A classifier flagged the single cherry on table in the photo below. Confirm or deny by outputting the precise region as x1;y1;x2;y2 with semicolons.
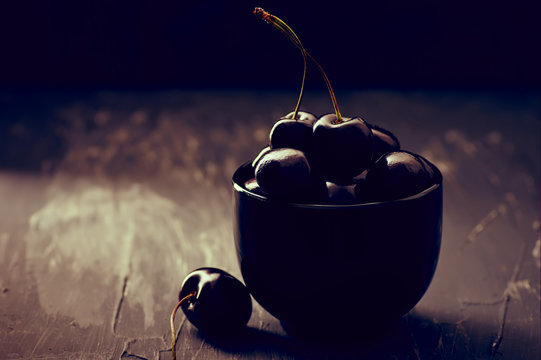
170;268;252;360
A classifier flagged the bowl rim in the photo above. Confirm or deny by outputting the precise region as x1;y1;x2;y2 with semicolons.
233;160;442;210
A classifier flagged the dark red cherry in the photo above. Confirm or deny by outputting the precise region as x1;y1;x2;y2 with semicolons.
269;111;317;155
370;124;400;161
255;148;312;201
358;151;436;202
313;114;373;184
178;267;252;334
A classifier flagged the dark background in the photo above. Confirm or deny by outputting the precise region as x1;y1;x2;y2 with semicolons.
1;0;540;90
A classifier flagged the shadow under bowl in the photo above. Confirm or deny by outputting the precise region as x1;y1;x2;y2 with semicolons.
233;162;442;337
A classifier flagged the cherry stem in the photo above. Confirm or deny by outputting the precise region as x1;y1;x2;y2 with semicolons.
296;50;307;120
254;7;306;120
170;291;196;360
254;7;343;123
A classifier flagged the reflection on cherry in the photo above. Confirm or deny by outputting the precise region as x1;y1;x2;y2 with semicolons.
313;114;373;184
255;148;312;201
370;124;400;161
170;268;252;359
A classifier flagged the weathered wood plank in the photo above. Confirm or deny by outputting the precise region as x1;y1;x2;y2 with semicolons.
0;90;538;359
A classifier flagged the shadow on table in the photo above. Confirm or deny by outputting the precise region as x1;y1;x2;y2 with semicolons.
199;312;445;359
198;308;540;359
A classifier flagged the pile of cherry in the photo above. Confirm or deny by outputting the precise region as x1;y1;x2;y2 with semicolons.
245;110;436;205
172;114;437;340
168;8;437;359
170;118;437;358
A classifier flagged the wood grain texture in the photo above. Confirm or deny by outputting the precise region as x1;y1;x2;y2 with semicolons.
0;90;539;359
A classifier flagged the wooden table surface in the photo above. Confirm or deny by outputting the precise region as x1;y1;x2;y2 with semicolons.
0;89;539;360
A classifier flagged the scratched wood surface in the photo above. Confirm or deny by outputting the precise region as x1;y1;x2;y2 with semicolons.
0;90;539;360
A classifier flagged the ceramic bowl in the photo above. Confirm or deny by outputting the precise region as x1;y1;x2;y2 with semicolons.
232;160;442;336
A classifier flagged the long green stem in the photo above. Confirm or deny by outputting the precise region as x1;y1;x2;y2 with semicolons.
254;7;343;123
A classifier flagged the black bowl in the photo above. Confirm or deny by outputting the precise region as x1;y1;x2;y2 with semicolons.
232;161;442;336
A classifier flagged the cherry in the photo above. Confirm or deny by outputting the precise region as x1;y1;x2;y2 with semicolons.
313;114;373;183
252;146;272;168
171;267;252;360
244;177;265;196
357;151;436;202
170;268;252;360
269;111;317;155
370;124;400;161
178;267;252;333
255;148;312;200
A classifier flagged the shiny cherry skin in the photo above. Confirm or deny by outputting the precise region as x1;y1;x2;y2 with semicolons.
252;146;272;168
179;267;252;334
255;148;312;201
313;114;373;184
244;177;265;196
269;111;317;155
370;124;400;161
357;151;436;202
